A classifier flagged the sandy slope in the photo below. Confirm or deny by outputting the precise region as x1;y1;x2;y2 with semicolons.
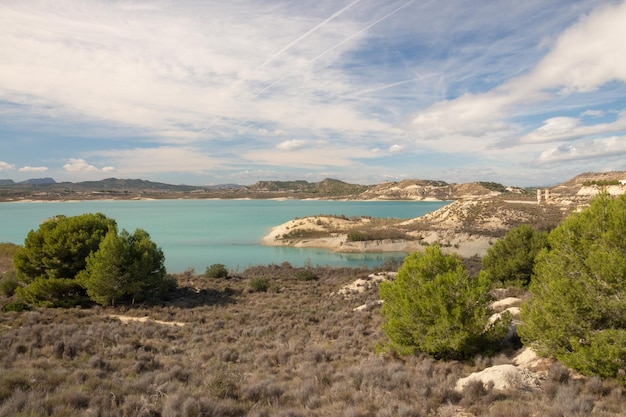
261;210;494;258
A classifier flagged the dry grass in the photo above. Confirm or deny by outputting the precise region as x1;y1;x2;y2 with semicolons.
1;263;625;416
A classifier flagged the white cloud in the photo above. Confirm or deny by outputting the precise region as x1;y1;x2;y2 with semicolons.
64;158;98;172
92;147;226;175
536;135;626;163
520;111;626;144
411;1;626;143
244;143;378;169
0;0;383;142
0;161;15;171
520;117;582;143
276;139;308;151
19;166;48;172
581;109;604;118
528;2;626;94
0;1;622;186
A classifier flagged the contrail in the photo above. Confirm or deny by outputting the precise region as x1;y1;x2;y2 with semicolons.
253;0;363;73
253;0;422;98
346;77;427;98
202;0;363;132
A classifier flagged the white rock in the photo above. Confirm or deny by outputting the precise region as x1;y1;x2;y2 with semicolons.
490;297;521;312
455;364;541;392
513;347;553;372
487;307;520;325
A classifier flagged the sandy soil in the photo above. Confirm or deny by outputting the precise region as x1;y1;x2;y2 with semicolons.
109;314;186;327
261;214;493;258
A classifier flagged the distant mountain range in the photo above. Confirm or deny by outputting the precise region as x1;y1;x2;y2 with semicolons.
0;177;57;186
1;172;625;202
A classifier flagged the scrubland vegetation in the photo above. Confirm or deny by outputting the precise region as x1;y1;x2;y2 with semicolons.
0;192;625;416
1;262;624;417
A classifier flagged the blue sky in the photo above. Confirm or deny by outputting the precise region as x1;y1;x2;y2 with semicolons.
1;0;625;186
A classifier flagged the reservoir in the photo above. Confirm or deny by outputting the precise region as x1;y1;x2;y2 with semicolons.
0;199;448;272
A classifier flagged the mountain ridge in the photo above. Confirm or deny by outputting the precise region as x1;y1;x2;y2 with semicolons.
1;171;624;202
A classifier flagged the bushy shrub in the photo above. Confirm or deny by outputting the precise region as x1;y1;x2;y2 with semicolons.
2;300;30;312
379;245;508;360
479;224;548;287
296;269;318;281
0;242;19;273
77;229;170;306
520;192;626;382
0;271;19;297
16;277;89;307
13;213;116;282
205;263;229;279
347;228;410;242
12;213;172;307
249;278;270;292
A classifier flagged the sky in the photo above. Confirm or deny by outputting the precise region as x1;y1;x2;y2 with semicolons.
1;0;626;187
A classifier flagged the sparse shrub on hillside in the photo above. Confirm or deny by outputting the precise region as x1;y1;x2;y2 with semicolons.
347;227;411;242
205;263;229;279
2;300;30;312
379;245;509;360
249;277;270;292
280;228;329;239
0;271;19;297
0;242;19;274
478;181;507;193
520;192;626;383
583;179;621;186
296;269;318;281
480;224;548;287
0;262;624;416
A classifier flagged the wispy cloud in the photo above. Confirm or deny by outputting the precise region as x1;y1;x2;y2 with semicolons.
91;147;228;176
19;166;48;173
519;111;626;144
63;158;100;173
411;1;626;147
0;161;15;171
277;140;308;151
537;136;626;163
0;0;623;185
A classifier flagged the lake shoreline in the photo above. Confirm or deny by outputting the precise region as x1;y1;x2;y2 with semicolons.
1;199;448;272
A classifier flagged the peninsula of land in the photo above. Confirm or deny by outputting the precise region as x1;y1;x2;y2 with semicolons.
260;171;626;258
3;172;625;259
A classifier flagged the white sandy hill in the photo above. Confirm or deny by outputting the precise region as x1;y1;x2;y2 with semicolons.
261;214;470;255
260;201;507;257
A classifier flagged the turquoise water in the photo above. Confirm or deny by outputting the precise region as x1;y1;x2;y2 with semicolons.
0;199;448;272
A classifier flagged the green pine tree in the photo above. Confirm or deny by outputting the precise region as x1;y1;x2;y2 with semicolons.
519;192;626;381
480;224;548;287
379;245;508;360
77;229;171;306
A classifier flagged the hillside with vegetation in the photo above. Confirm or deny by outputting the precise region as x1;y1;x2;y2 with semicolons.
4;171;623;202
1;172;626;416
262;171;625;259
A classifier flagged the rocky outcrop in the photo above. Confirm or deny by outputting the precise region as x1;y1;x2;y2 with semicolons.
455;364;542;392
261;197;571;257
